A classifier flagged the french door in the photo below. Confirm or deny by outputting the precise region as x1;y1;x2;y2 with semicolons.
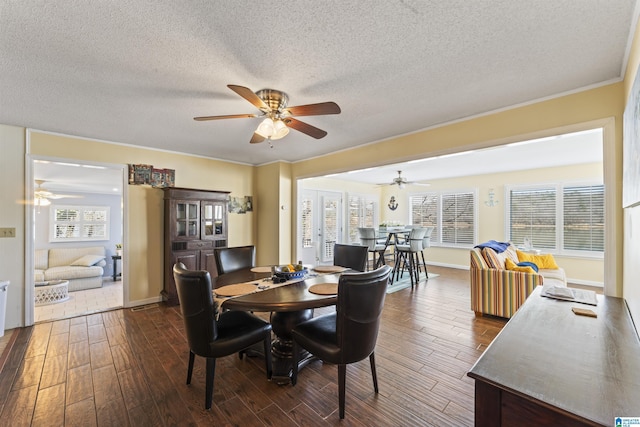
298;190;342;266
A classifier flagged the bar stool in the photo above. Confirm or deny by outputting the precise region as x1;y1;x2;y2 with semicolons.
392;227;428;288
358;227;389;270
415;227;434;279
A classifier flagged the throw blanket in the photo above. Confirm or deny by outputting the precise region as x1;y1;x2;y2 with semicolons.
474;240;510;253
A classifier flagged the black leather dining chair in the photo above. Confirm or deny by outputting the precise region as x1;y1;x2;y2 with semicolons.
214;245;256;275
333;243;368;272
291;265;391;419
173;262;272;409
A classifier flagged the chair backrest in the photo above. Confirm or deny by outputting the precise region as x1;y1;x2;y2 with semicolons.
421;226;435;249
357;227;378;250
173;263;217;356
405;227;428;251
333;243;368;272
336;265;391;364
214;245;256;275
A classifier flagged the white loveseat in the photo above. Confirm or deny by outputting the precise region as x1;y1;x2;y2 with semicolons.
35;246;106;292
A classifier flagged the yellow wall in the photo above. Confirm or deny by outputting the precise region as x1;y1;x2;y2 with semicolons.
28;132;255;303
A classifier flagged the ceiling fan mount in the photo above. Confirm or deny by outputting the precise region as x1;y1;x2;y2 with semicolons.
382;171;430;188
194;85;340;145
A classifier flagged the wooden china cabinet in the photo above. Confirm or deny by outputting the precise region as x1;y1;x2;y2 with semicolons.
163;187;229;305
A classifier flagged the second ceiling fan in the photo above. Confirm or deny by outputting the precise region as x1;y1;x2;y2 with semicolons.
384;171;431;189
194;85;341;145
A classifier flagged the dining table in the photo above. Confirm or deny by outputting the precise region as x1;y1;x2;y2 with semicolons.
213;267;343;384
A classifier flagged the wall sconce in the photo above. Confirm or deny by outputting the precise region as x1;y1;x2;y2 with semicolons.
388;196;398;211
484;188;499;207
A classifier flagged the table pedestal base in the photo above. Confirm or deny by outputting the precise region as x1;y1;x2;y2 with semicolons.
269;309;315;385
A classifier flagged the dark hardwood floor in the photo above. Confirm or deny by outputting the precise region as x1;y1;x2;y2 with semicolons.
0;266;507;426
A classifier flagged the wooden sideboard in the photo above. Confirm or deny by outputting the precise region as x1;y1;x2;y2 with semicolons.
468;286;640;426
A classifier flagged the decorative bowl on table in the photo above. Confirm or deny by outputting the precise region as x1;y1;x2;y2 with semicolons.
273;264;308;281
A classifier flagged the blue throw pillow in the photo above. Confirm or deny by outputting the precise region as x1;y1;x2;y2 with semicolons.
517;261;538;272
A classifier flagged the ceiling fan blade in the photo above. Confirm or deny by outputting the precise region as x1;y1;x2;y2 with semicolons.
285;101;341;117
48;194;83;199
228;85;270;111
194;113;257;121
284;118;327;139
250;133;266;144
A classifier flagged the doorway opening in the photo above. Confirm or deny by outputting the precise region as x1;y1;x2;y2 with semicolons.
26;156;127;324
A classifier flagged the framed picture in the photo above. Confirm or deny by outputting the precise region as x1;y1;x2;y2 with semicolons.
623;67;640;208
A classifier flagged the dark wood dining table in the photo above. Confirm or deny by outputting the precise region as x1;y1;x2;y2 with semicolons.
214;268;340;384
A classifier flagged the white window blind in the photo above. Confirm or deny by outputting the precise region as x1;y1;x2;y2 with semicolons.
50;205;109;242
509;188;557;249
410;191;475;246
441;192;475;245
563;185;604;251
347;194;377;244
301;197;313;248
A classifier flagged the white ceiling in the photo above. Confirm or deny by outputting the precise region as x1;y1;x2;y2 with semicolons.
1;1;637;168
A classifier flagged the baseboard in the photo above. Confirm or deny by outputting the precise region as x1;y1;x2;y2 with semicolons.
125;295;163;308
425;261;469;270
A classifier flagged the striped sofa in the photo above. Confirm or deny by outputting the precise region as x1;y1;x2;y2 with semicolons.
470;244;566;318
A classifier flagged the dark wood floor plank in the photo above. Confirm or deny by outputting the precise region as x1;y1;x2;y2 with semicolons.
95;394;131;427
68;340;91;369
65;397;97;427
50;318;70;336
89;340;114;369
87;324;107;345
40;353;68;389
12;354;45;391
32;382;65;426
69;322;89;344
92;364;121;407
66;364;94;405
47;331;69;357
1;384;38;426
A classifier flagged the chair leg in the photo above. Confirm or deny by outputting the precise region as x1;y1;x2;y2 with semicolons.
186;350;195;385
369;352;379;393
205;357;216;410
291;341;299;385
420;251;429;278
338;364;346;419
263;334;273;379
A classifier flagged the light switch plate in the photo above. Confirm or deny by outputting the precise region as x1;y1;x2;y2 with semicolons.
0;228;16;238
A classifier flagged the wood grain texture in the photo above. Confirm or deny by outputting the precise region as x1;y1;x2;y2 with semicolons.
0;266;508;426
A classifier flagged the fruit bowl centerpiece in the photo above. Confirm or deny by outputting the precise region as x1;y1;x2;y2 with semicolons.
273;263;308;281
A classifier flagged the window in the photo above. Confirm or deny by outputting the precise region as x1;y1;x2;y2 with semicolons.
507;184;604;254
347;194;377;243
50;205;110;242
410;190;476;247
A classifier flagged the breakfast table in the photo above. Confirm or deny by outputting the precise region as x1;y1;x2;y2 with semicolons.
213;266;346;384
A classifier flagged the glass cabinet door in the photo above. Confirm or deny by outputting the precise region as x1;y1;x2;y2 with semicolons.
175;201;200;238
202;201;227;240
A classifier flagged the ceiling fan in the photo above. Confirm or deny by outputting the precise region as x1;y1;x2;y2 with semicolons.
32;179;82;206
194;85;341;145
384;171;431;189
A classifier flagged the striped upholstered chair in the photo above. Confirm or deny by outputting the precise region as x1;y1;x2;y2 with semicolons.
469;245;544;318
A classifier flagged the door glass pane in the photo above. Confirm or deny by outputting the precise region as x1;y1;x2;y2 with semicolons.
204;205;213;220
177;221;186;236
188;203;198;219
176;204;186;220
204;220;213;236
188;221;197;236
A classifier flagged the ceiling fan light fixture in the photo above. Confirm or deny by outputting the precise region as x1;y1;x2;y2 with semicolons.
398;182;405;190
271;119;289;140
35;196;51;206
255;117;275;138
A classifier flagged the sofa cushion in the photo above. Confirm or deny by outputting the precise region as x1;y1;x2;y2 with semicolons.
71;254;105;267
482;245;518;269
44;265;104;281
505;258;535;274
48;246;106;268
34;269;45;282
539;268;566;282
516;250;559;269
470;248;489;269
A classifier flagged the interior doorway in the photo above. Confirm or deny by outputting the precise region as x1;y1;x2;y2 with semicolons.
26;156;127;324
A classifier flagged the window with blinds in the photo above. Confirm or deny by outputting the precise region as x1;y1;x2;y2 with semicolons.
301;197;313;248
409;191;476;247
50;205;110;242
563;185;604;251
509;187;557;249
507;184;604;254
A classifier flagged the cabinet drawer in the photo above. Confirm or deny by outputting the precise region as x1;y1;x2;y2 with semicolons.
186;241;213;250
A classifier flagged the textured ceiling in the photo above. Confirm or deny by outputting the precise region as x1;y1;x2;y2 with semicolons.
1;1;637;166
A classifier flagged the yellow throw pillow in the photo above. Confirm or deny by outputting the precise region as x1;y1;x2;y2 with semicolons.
516;250;559;269
505;258;535;274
